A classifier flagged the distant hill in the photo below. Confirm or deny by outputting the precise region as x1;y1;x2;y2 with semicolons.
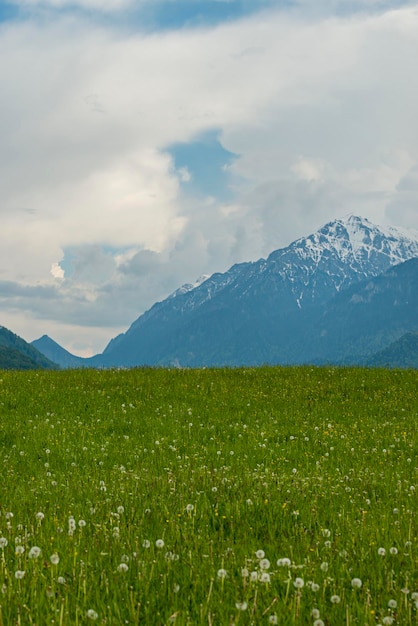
0;326;58;370
367;332;418;369
31;335;89;369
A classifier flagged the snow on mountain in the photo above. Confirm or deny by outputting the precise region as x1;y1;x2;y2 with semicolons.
170;214;418;313
96;214;418;367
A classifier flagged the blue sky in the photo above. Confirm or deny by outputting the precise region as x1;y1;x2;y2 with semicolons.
0;0;417;355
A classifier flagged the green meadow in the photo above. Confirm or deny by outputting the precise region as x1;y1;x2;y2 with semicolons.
0;366;417;625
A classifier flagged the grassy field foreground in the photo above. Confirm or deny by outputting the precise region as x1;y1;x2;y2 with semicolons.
0;366;417;625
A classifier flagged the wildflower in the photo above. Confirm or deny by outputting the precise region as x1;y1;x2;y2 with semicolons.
241;568;249;578
0;538;8;548
15;546;24;555
322;529;331;538
313;620;325;626
57;576;66;584
268;616;278;625
36;512;45;521
259;558;270;570
330;595;341;604
235;602;248;611
86;609;98;620
320;562;328;572
155;539;164;549
255;549;265;559
250;571;258;582
68;517;76;535
28;546;42;559
217;568;227;579
50;553;60;565
14;570;25;579
186;504;194;513
294;577;304;589
117;563;129;573
78;519;86;528
389;547;398;555
388;599;397;609
382;618;394;626
173;584;180;593
277;558;291;567
351;578;362;589
142;540;151;548
311;608;320;618
260;572;271;583
311;583;320;592
378;548;386;556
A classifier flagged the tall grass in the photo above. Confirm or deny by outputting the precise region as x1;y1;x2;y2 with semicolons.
0;366;417;625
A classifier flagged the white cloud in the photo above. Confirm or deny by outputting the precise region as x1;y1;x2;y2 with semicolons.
1;4;418;353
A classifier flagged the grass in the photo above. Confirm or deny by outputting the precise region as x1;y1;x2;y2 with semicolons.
0;366;417;625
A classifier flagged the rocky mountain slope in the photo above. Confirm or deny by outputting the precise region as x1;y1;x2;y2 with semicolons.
84;214;418;367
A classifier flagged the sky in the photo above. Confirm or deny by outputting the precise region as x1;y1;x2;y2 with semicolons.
1;0;418;356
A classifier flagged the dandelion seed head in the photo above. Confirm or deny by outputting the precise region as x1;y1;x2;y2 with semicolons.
50;553;60;565
235;601;248;611
351;578;362;589
294;577;304;589
14;570;25;579
331;595;341;604
155;539;165;549
255;549;265;559
86;609;98;620
117;563;129;573
28;546;41;559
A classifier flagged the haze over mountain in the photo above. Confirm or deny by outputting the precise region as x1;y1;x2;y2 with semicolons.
32;215;418;369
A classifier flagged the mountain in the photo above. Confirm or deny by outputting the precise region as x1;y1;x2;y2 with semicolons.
367;331;418;369
31;335;89;369
0;326;58;370
294;256;418;365
86;214;418;367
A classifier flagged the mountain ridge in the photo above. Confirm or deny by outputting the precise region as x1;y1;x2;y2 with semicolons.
32;215;418;369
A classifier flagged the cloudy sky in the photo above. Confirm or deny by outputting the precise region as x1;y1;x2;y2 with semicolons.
1;0;418;356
